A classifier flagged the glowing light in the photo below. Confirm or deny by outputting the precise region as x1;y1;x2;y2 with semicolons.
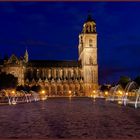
41;96;47;101
12;101;16;105
12;90;15;94
118;101;122;105
118;90;123;95
105;91;108;96
41;90;45;94
126;92;128;96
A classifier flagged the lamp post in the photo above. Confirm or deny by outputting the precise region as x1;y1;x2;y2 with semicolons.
11;90;16;105
105;91;108;97
40;90;47;100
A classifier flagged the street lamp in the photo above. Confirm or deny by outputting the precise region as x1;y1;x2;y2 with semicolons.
105;91;108;96
41;90;45;94
40;90;47;101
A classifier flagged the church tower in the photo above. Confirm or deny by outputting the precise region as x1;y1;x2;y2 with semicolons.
78;14;98;95
24;49;29;63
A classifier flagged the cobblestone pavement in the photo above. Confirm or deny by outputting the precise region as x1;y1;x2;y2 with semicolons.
0;97;140;139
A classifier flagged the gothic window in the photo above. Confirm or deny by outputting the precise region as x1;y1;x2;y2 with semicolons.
68;70;71;79
60;69;63;79
48;69;51;78
88;25;90;32
90;25;92;32
89;39;93;47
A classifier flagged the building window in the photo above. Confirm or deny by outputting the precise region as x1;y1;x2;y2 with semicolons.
89;39;93;47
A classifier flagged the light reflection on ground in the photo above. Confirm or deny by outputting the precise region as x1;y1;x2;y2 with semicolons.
0;97;139;139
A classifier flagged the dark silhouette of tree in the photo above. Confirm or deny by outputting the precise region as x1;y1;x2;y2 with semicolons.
16;85;24;91
0;72;18;89
134;76;140;86
100;85;111;92
118;76;131;89
30;85;41;92
24;85;30;92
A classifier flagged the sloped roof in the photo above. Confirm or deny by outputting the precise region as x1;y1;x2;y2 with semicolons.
28;60;81;68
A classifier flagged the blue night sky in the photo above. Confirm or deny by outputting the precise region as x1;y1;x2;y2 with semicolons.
0;2;140;84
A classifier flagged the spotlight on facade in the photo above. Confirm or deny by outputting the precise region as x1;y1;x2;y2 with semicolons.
69;90;72;98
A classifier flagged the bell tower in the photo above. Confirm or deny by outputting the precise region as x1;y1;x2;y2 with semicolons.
78;14;98;95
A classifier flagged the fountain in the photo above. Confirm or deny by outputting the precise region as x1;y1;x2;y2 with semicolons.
0;89;41;105
30;91;40;101
106;84;123;102
123;81;138;106
121;81;140;108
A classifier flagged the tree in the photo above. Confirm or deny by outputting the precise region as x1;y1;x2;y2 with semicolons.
118;76;131;88
134;76;140;86
16;85;25;91
100;84;111;92
0;72;18;89
30;85;41;92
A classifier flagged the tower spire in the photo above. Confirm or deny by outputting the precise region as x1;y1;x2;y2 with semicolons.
87;10;93;22
24;48;28;63
82;12;96;34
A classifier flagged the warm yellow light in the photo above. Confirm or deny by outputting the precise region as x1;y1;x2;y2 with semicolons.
69;90;72;94
41;90;45;94
126;92;128;96
118;101;122;105
41;96;47;101
93;90;96;93
105;91;108;96
118;90;122;95
12;90;15;94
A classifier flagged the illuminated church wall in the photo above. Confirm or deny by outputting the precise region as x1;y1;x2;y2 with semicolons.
0;14;98;96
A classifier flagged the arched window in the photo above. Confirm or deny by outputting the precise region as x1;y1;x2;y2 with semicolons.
89;39;93;47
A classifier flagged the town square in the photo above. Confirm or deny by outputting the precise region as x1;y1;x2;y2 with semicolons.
0;2;140;139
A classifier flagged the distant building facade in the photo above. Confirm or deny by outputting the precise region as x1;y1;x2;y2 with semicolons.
0;15;98;96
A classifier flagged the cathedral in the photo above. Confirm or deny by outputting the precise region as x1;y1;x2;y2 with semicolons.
0;14;98;96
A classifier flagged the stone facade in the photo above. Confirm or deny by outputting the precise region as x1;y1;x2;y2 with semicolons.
0;14;98;96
